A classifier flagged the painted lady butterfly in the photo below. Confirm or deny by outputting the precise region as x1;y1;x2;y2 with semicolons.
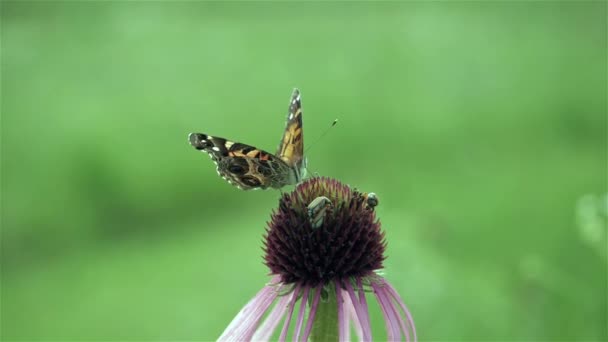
189;89;307;190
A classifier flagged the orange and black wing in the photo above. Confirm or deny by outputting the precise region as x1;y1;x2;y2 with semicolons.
189;133;294;190
276;89;305;179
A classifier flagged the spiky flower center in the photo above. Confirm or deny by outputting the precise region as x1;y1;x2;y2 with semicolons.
263;177;386;287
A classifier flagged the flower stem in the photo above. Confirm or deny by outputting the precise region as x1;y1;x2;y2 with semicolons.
310;285;338;341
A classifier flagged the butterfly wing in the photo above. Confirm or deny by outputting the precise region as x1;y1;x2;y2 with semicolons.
189;133;296;190
276;88;306;180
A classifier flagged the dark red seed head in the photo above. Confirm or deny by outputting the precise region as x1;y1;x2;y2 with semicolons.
263;177;386;287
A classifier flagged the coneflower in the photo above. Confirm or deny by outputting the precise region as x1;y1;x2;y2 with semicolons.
219;177;416;341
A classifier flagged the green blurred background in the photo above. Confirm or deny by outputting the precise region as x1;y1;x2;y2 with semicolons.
2;1;606;341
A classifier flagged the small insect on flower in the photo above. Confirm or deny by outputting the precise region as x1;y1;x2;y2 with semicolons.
307;196;333;229
364;192;379;210
219;177;416;341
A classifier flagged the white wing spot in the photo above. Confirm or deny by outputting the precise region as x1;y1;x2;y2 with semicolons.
289;113;294;120
212;146;220;152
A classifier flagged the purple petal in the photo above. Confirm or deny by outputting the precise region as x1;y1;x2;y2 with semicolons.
343;288;361;340
218;279;282;341
336;281;348;341
278;284;301;342
293;286;310;341
381;286;409;342
301;286;322;341
344;279;372;341
372;282;401;341
383;280;417;342
356;277;372;338
252;293;291;341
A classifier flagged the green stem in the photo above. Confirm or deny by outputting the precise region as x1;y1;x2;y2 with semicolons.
310;285;338;341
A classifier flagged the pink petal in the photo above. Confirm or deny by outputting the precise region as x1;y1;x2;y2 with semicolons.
344;280;372;341
383;280;417;342
343;288;362;340
382;287;409;342
293;286;310;341
372;282;401;341
336;281;348;341
356;277;372;339
218;279;282;341
278;284;301;342
252;293;292;341
301;286;322;341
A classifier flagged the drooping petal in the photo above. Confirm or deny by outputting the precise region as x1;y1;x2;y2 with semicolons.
218;279;282;341
372;282;401;341
356;277;372;339
344;279;372;341
301;286;322;341
383;280;417;342
278;284;301;342
380;285;409;342
343;287;362;341
336;281;348;341
252;293;292;341
293;286;310;341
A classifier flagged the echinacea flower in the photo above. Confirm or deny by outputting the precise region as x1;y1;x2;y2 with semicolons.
219;177;416;341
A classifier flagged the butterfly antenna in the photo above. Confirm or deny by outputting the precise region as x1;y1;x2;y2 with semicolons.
304;119;338;155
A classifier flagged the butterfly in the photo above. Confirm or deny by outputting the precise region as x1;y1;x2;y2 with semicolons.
189;89;307;190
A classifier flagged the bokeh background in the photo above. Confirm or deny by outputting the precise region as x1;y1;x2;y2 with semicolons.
2;1;606;341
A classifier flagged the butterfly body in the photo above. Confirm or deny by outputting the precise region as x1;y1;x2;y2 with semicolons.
189;89;306;190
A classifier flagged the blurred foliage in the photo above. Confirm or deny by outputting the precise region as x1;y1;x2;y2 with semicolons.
1;1;606;341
